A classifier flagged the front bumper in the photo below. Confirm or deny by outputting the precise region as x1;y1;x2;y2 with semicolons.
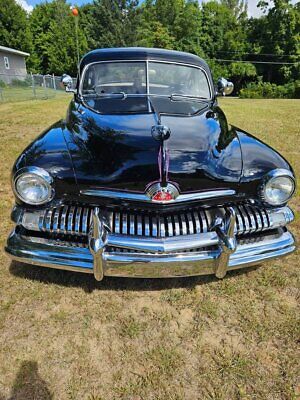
5;224;296;279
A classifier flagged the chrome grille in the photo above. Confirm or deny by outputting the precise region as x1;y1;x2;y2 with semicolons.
112;208;211;237
40;203;272;238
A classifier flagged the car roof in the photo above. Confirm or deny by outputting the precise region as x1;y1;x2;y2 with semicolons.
79;47;211;74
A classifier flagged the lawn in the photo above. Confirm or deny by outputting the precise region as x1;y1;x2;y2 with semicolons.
0;86;66;103
0;97;299;400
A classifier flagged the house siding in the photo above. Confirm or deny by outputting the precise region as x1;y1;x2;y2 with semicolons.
0;51;28;84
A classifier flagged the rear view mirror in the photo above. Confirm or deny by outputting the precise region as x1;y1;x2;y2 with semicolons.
217;77;234;96
60;74;75;93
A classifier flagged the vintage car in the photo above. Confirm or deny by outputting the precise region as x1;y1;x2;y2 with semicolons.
5;48;296;281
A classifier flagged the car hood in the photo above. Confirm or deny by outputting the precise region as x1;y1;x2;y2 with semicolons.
64;101;242;194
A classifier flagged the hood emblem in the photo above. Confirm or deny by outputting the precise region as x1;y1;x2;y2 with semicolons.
151;125;171;141
146;182;179;203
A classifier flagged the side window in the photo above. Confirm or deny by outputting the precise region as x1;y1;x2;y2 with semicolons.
4;57;10;70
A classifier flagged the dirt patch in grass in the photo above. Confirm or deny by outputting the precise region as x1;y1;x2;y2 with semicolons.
0;97;299;399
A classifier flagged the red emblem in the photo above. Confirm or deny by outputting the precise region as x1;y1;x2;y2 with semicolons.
152;190;173;202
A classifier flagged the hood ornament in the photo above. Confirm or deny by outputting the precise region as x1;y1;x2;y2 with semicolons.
151;125;171;141
146;182;179;203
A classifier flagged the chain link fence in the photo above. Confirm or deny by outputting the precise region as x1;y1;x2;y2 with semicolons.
0;73;77;103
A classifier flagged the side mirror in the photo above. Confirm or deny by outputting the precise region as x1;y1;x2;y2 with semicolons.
60;74;75;93
217;77;234;96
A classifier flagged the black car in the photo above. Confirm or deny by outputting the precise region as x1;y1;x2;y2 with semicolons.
6;48;296;281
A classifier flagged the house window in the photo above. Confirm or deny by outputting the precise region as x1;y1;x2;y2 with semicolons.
4;56;10;69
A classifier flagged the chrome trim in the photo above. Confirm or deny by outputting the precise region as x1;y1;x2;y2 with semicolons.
60;205;68;234
13;166;54;205
145;182;180;202
145;215;150;236
80;188;236;203
6;229;296;279
20;205;293;239
75;207;82;234
82;207;89;234
52;208;60;232
88;207;107;281
259;168;296;206
108;231;219;253
215;207;237;278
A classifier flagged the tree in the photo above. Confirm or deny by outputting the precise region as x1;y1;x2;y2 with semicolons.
135;0;204;56
84;0;139;49
0;0;32;55
228;62;257;91
29;0;88;75
135;0;175;48
248;0;300;83
172;1;204;56
136;20;176;48
220;0;247;19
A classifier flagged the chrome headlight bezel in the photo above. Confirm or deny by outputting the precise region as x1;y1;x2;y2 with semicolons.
13;166;54;205
259;169;296;206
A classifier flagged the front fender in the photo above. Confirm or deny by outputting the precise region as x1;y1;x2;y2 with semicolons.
235;128;294;197
12;120;77;205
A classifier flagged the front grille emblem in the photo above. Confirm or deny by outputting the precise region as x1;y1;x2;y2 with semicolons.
146;182;179;203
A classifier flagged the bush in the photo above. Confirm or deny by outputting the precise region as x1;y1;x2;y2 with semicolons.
10;77;31;87
0;80;6;88
240;80;300;99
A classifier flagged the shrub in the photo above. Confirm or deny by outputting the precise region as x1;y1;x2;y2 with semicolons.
240;80;300;99
10;77;31;87
0;80;6;88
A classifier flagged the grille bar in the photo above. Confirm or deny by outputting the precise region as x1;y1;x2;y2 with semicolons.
40;204;272;238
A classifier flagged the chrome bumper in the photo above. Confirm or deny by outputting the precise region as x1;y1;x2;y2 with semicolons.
5;209;296;280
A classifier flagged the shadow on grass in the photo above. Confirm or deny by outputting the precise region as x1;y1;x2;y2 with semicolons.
0;361;52;400
9;261;258;293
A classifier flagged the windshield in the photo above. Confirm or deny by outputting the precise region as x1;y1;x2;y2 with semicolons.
81;61;211;113
148;62;210;98
82;61;147;95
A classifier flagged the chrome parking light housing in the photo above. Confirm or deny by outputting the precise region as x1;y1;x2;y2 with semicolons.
259;169;296;206
13;166;54;205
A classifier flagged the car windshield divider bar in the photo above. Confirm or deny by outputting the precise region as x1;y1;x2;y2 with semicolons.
80;189;236;203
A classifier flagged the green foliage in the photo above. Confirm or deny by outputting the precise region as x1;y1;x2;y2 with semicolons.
240;80;300;98
0;0;32;55
136;20;176;49
83;0;139;49
208;61;230;82
248;0;300;83
10;77;31;87
29;0;88;75
0;80;6;88
228;62;257;92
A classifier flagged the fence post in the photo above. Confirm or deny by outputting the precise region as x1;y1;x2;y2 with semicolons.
43;75;47;98
31;73;36;99
52;73;56;90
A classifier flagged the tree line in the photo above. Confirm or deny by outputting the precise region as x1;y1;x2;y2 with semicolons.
1;0;299;93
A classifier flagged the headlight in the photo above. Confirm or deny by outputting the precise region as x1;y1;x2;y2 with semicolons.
260;169;296;206
14;167;54;205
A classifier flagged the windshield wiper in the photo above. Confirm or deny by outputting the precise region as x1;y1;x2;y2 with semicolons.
170;93;210;103
82;91;127;100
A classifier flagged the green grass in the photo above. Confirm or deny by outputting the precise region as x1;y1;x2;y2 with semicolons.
0;97;299;400
0;86;67;103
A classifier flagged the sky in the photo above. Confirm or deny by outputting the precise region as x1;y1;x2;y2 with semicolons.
16;0;298;17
